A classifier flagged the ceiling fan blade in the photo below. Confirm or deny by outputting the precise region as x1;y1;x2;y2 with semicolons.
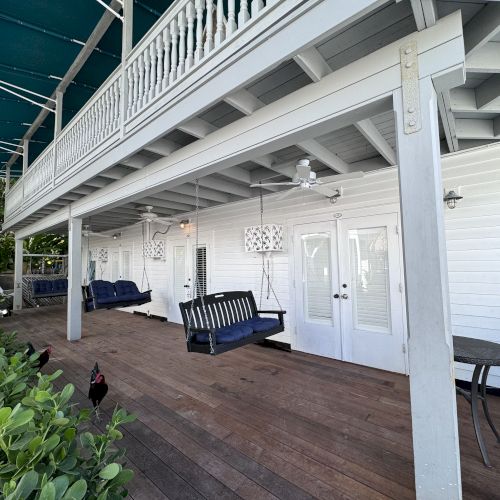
296;162;311;180
154;219;174;227
250;181;298;188
319;171;364;185
311;184;339;198
276;186;301;201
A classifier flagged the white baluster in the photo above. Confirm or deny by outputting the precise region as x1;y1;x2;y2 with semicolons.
186;2;195;70
132;59;139;114
138;53;145;110
114;80;121;128
109;86;115;131
126;67;133;118
155;34;163;95
194;0;204;63
214;0;225;47
177;10;186;76
238;0;250;27
227;0;237;35
251;0;264;17
149;41;157;101
162;27;170;91
143;50;150;107
204;0;214;54
170;19;178;84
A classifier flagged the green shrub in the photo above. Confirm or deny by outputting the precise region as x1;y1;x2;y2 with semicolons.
0;334;136;500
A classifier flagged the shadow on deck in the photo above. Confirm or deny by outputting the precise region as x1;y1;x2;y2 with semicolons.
3;305;500;499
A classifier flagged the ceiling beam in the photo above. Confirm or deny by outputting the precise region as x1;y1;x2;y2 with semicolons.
143;138;179;156
466;43;500;73
437;90;459;152
217;166;251;184
224;89;265;115
178;117;218;138
198;176;251;198
99;166;133;180
475;73;500;109
120;154;154;169
410;0;438;31
135;196;195;212
455;118;499;140
450;88;500;115
169;184;230;203
148;189;211;207
293;47;332;82
354;119;396;165
297;139;349;174
5;0;123;169
464;3;500;56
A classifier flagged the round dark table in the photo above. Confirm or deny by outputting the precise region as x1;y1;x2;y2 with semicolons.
454;335;500;467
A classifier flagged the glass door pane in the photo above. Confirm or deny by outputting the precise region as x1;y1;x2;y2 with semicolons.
301;234;332;323
348;227;391;333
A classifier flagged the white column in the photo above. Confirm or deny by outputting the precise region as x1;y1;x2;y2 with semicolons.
54;91;63;137
120;0;134;135
22;140;29;175
5;165;10;193
394;77;461;498
13;238;23;311
67;217;83;341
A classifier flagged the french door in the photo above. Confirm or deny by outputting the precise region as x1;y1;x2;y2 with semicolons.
293;213;406;373
339;214;406;373
111;246;132;282
293;222;342;359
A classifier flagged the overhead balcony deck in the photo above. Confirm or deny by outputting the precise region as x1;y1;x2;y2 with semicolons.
3;0;396;231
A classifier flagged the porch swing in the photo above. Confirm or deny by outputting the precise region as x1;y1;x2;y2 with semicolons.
179;180;286;355
83;222;152;312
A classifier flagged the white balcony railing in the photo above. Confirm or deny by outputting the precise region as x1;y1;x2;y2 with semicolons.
5;0;276;220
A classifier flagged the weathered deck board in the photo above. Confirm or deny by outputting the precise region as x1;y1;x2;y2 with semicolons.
3;305;500;500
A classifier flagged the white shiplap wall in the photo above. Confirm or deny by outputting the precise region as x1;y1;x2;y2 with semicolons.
86;143;500;385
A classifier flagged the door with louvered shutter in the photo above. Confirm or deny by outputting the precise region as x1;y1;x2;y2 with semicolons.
339;213;406;374
293;221;342;359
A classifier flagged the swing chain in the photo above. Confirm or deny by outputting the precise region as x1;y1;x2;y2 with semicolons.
186;180;214;353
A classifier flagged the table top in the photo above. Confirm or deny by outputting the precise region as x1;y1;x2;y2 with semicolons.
454;336;500;366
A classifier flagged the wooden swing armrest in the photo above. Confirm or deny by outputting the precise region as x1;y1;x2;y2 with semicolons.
188;326;215;333
257;310;287;315
257;310;286;325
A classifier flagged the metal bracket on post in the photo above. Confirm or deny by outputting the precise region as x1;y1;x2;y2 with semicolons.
400;40;421;135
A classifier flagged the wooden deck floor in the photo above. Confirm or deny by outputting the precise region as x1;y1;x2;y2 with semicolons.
3;306;500;499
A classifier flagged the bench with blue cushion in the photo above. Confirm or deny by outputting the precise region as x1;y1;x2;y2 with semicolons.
179;290;285;355
32;278;68;298
86;280;151;311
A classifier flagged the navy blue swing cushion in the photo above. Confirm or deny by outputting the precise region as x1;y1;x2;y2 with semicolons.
195;324;253;344
239;317;280;332
87;280;152;311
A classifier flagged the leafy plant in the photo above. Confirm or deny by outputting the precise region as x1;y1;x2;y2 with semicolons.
0;333;135;499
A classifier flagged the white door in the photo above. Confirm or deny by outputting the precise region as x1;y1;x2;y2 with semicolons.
167;238;210;324
111;247;132;281
293;222;342;359
339;213;406;373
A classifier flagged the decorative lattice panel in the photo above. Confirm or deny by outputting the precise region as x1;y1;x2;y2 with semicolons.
90;248;108;262
244;224;284;252
143;240;165;259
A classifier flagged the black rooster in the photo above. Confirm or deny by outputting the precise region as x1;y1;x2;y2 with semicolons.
26;342;52;370
88;362;108;420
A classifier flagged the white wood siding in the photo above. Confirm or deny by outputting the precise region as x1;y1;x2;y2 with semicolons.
86;144;500;385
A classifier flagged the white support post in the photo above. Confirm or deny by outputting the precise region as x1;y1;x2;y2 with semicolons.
394;77;462;499
54;91;63;137
67;217;83;341
13;238;23;311
22;139;29;175
120;0;133;136
5;165;10;193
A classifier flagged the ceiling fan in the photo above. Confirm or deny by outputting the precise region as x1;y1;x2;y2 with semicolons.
82;224;112;238
250;159;364;203
133;206;178;227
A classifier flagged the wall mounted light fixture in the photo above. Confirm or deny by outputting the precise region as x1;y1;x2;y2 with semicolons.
112;232;122;240
443;190;463;209
179;219;190;229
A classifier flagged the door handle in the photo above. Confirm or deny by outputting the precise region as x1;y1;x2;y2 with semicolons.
333;294;340;299
341;293;349;299
184;285;190;288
